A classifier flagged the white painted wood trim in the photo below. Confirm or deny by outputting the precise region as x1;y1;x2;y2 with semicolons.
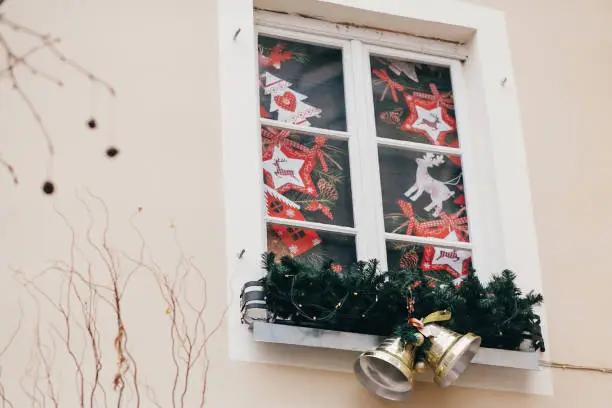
376;137;462;155
254;10;470;61
385;232;473;250
265;216;357;235
260;118;351;140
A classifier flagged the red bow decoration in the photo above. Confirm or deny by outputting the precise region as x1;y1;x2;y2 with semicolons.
396;200;419;236
261;127;308;153
259;44;293;69
395;201;469;241
303;136;343;173
413;83;454;109
373;69;405;103
424;208;469;238
409;317;424;330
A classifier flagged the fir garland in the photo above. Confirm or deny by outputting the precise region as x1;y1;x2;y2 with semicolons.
260;253;545;352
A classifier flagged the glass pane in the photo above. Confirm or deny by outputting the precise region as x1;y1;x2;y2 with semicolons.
370;56;458;147
386;241;472;284
262;126;354;227
379;147;469;241
258;35;346;131
267;224;356;270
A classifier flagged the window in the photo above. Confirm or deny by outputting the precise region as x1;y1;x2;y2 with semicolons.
257;22;475;282
219;1;551;395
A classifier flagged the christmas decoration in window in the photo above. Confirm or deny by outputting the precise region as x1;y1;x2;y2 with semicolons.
266;224;356;270
380;148;469;241
386;241;472;285
258;36;347;131
244;253;545;401
371;56;458;147
261;126;354;227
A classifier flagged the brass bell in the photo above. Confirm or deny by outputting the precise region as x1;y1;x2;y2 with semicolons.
421;324;481;387
353;337;417;401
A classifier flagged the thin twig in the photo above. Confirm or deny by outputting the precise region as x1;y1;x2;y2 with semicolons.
0;155;18;184
0;32;54;155
0;16;116;96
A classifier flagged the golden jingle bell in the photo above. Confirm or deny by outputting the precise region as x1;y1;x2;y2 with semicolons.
353;334;424;401
421;324;481;387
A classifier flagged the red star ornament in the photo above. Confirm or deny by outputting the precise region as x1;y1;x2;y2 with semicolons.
421;231;472;279
400;94;456;145
262;146;318;197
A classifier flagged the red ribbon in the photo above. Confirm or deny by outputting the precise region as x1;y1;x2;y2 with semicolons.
305;200;334;220
261;128;307;153
259;44;293;68
409;317;424;331
396;201;468;240
373;69;404;103
419;208;468;237
413;84;454;109
304;136;343;173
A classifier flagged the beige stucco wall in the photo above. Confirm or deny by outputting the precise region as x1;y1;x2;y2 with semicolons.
0;0;611;407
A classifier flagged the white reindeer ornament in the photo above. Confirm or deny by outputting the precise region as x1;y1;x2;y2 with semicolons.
404;153;456;217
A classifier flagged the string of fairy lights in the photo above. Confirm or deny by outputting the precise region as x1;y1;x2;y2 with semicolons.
262;262;612;376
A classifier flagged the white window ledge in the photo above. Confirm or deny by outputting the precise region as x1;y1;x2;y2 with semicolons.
252;321;540;371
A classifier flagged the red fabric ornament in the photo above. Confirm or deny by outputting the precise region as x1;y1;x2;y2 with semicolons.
373;69;405;102
260;105;271;118
259;44;294;69
413;83;454;110
397;200;469;241
274;91;297;112
395;200;471;279
265;187;321;257
305;200;334;220
261;127;308;154
400;93;456;145
420;244;471;280
331;264;343;273
262;145;318;197
272;225;321;257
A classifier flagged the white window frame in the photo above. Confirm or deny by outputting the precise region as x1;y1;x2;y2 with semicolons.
218;0;552;396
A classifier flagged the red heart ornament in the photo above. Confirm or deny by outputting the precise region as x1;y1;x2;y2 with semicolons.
274;91;297;112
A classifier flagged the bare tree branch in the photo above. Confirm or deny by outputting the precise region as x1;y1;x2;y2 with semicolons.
0;13;116;185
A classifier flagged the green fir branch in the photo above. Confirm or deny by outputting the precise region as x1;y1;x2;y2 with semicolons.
259;254;546;352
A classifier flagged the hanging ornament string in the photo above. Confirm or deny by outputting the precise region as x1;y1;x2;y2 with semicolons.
106;87;120;158
442;173;462;186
